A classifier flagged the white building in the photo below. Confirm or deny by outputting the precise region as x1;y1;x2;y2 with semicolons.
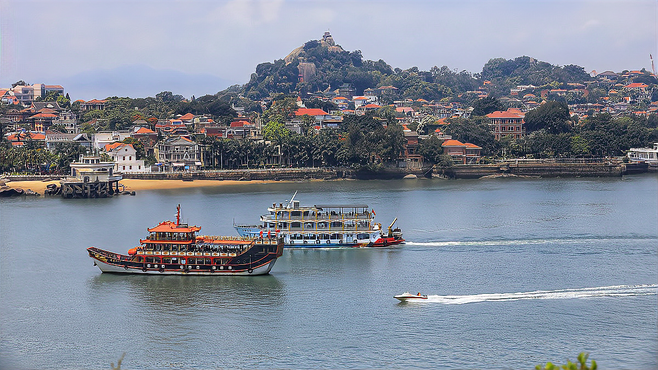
104;142;150;173
93;131;132;150
627;143;658;166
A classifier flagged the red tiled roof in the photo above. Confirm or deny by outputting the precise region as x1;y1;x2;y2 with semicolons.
295;108;328;116
29;113;58;119
353;96;368;100
625;83;648;89
441;139;465;147
464;143;482;149
487;109;524;119
179;113;195;120
364;104;381;109
134;127;155;134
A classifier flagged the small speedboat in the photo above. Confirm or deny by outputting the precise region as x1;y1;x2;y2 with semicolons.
394;292;428;302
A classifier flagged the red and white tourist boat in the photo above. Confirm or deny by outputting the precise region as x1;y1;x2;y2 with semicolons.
87;205;284;275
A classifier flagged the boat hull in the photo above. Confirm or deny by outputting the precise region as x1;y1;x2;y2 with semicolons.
91;257;277;275
87;241;283;276
235;225;403;248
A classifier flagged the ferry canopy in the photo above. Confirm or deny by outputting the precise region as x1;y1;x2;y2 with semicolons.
314;204;369;209
148;220;201;233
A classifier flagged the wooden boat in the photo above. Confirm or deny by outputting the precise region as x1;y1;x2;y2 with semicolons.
88;205;284;275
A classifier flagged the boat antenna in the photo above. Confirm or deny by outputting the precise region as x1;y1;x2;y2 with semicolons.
287;191;298;208
176;204;181;226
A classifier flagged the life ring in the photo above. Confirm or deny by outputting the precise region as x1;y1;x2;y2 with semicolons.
247;268;254;274
326;240;330;244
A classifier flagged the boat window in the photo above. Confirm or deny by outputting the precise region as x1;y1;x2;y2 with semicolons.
304;222;314;229
188;258;196;264
330;221;342;228
291;222;301;228
321;234;330;240
291;211;301;217
281;211;289;218
162;257;172;264
269;223;276;228
357;233;369;240
202;258;211;265
318;222;327;228
303;211;310;217
278;222;288;229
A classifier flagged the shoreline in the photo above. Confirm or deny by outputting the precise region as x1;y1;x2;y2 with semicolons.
3;178;290;194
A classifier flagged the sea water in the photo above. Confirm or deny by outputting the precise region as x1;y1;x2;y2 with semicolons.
1;175;656;369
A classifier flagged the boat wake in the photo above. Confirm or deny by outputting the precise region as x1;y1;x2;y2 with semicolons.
419;284;658;305
404;236;658;248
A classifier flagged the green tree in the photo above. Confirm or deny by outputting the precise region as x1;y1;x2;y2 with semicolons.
472;96;505;116
524;101;572;134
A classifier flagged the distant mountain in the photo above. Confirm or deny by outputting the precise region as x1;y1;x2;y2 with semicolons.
61;65;236;101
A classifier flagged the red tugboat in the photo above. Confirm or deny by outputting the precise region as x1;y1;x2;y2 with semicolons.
87;205;284;275
371;218;405;247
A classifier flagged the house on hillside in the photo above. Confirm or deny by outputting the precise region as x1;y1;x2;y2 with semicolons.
104;142;150;173
45;132;92;151
154;136;200;172
486;108;525;140
441;139;482;164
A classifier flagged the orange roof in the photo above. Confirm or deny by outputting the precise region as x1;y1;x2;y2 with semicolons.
30;113;58;119
134;127;155;134
487;109;524;119
295;108;328;116
441;139;465;147
464;143;482;149
625;83;648;89
105;142;135;152
147;220;201;233
353;96;368;100
104;142;124;151
436;117;450;125
333;96;348;100
364;104;381;109
179;113;195;120
8;132;46;141
230;120;250;128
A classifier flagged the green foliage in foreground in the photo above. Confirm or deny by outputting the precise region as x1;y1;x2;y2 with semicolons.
536;352;597;370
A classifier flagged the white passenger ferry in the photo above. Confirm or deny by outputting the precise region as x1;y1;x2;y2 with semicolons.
234;193;404;248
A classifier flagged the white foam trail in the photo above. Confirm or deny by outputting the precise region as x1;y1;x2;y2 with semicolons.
404;237;657;248
419;284;658;305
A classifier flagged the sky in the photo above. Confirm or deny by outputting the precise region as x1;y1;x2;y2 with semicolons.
0;0;656;100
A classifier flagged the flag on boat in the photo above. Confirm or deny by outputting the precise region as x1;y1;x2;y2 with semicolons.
372;209;376;216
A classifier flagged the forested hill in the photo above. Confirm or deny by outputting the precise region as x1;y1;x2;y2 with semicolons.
239;34;595;104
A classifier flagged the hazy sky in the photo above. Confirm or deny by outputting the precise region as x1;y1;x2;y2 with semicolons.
1;0;656;99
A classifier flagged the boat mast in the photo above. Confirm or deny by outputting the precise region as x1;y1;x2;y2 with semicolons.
176;204;181;226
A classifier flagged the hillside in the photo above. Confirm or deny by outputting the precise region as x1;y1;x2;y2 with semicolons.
239;32;602;104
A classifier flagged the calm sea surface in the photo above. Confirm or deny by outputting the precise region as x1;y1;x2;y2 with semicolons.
1;175;657;369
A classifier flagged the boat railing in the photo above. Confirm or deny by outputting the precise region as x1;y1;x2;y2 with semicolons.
262;213;373;221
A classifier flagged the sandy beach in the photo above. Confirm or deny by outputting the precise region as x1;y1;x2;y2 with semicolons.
3;178;281;194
